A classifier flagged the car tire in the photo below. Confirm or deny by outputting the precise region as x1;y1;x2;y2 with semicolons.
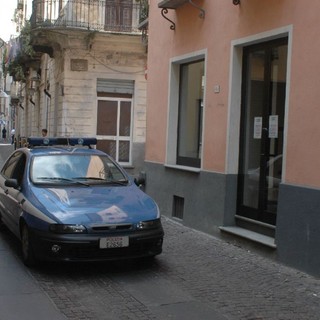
21;223;37;267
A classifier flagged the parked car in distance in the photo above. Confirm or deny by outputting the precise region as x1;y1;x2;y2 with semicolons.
0;137;164;266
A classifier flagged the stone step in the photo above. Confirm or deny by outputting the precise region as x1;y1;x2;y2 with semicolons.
219;226;277;249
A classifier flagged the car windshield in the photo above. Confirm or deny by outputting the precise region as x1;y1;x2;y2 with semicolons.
31;154;128;185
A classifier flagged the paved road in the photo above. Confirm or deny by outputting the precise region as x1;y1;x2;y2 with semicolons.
1;216;319;320
0;145;319;319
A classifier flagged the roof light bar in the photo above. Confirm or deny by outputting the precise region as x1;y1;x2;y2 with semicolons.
27;137;97;147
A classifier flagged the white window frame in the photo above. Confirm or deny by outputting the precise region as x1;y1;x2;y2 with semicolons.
165;50;207;172
97;96;133;166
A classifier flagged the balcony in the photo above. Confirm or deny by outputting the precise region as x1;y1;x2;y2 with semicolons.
30;0;148;34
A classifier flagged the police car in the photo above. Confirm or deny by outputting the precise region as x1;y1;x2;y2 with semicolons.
0;137;163;266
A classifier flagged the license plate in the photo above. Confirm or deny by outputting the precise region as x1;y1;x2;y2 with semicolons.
99;236;129;249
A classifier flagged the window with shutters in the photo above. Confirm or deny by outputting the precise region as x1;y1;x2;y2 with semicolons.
105;0;133;32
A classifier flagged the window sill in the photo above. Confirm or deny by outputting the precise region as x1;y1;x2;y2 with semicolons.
121;165;134;169
164;164;201;173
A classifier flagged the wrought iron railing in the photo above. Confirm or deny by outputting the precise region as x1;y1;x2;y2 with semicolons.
30;0;149;33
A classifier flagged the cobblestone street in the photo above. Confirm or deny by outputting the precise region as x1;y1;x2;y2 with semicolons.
2;216;318;320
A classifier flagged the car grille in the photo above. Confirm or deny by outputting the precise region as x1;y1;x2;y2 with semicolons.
91;224;133;231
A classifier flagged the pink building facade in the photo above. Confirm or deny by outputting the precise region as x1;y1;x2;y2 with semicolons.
144;0;320;276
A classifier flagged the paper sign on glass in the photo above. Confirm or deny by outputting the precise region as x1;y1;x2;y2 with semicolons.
269;115;278;138
254;117;262;139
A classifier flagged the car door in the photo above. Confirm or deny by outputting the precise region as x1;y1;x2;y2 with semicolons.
0;151;27;237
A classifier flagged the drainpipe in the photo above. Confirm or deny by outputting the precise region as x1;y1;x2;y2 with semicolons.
44;89;51;130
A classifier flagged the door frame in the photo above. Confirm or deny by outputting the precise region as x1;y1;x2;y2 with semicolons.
237;37;288;225
225;26;292;225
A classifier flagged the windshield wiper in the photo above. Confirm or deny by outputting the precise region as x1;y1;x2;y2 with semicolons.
72;177;106;181
72;177;128;185
35;177;90;186
105;179;129;186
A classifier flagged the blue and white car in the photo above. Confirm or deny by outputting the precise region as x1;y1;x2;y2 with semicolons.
0;138;163;266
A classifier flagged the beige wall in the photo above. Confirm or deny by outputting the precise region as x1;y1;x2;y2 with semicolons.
19;31;147;144
146;0;320;188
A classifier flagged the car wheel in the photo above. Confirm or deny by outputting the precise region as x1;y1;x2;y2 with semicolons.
21;224;37;267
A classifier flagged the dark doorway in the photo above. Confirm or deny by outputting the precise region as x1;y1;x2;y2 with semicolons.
237;38;288;225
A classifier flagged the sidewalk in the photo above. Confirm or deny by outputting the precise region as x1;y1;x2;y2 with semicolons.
0;229;66;320
0;144;66;319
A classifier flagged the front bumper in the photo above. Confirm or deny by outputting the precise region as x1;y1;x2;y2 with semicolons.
29;228;164;262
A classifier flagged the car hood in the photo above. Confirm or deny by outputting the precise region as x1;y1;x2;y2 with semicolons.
30;185;158;225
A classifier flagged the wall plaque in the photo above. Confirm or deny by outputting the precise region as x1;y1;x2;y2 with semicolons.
71;59;88;71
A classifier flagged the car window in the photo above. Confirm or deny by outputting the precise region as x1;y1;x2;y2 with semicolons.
31;154;126;184
1;152;26;184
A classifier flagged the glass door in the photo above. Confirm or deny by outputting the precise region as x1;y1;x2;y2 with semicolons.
237;38;288;225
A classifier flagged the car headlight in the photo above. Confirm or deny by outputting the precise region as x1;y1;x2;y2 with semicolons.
49;224;87;234
136;218;162;230
155;203;160;219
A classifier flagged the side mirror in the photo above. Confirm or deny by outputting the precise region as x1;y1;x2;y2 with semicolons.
134;172;146;188
5;178;20;190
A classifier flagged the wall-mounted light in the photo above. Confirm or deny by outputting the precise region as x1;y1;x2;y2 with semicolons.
29;88;35;97
28;77;40;97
